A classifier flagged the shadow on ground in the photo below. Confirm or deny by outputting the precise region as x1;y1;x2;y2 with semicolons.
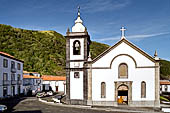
0;96;26;112
12;110;42;113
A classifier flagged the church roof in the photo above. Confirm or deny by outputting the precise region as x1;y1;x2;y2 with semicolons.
91;38;156;63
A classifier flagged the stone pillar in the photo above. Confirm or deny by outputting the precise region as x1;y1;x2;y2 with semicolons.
66;70;70;104
87;63;92;105
155;61;160;107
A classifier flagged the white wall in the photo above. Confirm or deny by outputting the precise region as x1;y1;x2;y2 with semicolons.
161;84;170;92
42;80;65;93
70;71;83;100
91;42;155;101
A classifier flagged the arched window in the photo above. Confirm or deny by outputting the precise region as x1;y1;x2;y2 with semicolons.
141;81;146;98
118;63;128;78
101;82;106;98
73;40;81;55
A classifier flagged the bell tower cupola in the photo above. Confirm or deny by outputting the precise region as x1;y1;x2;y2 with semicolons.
66;6;91;64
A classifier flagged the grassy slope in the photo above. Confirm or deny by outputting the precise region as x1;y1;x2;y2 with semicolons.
160;60;170;79
0;24;66;75
0;24;109;76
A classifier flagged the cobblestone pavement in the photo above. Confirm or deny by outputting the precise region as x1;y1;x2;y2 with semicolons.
9;97;163;113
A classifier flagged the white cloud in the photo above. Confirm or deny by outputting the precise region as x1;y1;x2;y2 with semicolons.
96;32;170;42
127;32;170;39
81;0;130;13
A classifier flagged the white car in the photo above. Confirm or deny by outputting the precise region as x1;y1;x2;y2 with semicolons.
0;105;7;112
47;91;53;96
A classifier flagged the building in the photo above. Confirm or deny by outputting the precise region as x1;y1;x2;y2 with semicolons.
66;8;160;107
160;80;170;94
23;72;42;95
0;52;24;98
23;71;41;77
41;75;66;94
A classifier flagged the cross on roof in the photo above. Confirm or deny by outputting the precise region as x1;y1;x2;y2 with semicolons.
120;27;126;38
78;6;80;16
78;6;80;11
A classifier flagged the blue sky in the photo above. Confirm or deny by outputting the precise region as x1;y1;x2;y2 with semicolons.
0;0;170;61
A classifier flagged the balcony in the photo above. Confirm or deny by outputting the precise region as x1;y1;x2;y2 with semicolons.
11;80;17;85
17;80;22;85
3;80;11;85
11;68;16;73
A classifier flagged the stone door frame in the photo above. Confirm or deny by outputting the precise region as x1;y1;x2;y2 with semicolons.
115;81;133;105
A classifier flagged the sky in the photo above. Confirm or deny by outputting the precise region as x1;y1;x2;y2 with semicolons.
0;0;170;61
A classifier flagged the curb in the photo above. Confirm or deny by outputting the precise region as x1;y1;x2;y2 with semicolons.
38;98;91;109
38;98;163;113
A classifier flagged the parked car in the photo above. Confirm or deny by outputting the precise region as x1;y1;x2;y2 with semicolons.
0;105;7;112
52;95;62;103
46;91;53;96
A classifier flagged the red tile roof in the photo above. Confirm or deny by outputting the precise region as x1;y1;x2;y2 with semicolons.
0;52;14;58
23;71;39;74
0;51;24;63
160;81;170;85
41;75;66;81
23;75;40;79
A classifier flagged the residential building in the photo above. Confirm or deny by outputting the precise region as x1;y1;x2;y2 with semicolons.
0;52;24;98
160;80;170;94
23;73;42;95
41;75;66;94
66;8;160;107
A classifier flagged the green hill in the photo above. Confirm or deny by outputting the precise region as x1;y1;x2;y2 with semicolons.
0;24;109;75
160;60;170;79
0;24;169;79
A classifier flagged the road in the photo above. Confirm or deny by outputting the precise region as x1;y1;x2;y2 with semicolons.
9;97;162;113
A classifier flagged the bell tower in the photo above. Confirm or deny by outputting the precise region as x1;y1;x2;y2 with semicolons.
66;7;91;104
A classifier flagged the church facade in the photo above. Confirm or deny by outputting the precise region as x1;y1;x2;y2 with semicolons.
66;9;160;107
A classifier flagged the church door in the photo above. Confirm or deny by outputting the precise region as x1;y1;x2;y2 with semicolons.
117;85;128;105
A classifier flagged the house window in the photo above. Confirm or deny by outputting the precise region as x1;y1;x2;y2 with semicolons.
17;63;21;70
3;59;8;68
141;81;146;98
119;63;128;78
74;72;80;78
73;40;81;55
11;74;15;80
165;85;168;92
18;86;20;94
3;73;8;80
160;85;162;91
101;82;106;98
11;61;15;68
17;74;20;81
3;87;7;97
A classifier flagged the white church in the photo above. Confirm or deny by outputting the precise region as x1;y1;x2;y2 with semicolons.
65;8;160;107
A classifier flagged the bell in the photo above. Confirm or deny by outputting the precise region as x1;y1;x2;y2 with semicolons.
75;42;80;50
